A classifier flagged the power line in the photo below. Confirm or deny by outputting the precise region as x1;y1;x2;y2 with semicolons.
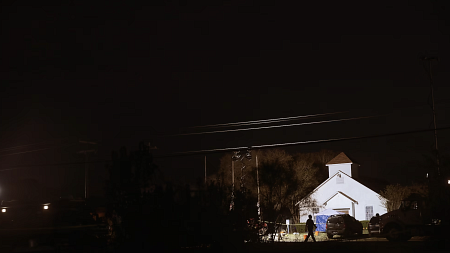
123;103;440;138
0;160;109;172
0;137;71;153
185;111;348;129
164;115;382;137
161;104;437;137
181;102;443;132
0;142;79;157
155;126;450;158
2;126;450;171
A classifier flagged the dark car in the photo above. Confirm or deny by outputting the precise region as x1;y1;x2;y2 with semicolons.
326;214;363;239
368;215;380;237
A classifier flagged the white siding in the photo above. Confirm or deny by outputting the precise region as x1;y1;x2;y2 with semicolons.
299;171;387;222
328;163;352;177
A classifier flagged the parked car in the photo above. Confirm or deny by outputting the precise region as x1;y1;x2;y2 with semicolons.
326;214;363;239
368;215;381;237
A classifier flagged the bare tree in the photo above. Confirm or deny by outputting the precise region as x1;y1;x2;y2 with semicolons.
289;150;338;223
379;183;428;212
257;149;297;223
209;150;262;197
212;149;338;224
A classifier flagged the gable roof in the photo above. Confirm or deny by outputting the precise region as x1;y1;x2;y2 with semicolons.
323;191;358;205
326;152;354;165
295;170;380;206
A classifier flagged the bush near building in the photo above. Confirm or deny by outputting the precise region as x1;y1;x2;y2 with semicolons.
293;223;306;233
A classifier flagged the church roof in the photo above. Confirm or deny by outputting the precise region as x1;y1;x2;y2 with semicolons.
326;152;355;165
323;191;359;205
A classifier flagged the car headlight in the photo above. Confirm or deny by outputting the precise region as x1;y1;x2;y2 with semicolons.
43;206;49;210
1;208;6;213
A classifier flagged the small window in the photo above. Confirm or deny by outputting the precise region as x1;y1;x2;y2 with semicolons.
312;207;319;214
336;176;344;184
366;206;373;220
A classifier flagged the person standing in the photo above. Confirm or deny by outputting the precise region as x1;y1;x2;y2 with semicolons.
304;215;317;242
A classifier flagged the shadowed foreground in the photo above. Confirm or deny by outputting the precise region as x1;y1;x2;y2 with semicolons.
178;236;450;253
241;240;450;253
0;231;449;253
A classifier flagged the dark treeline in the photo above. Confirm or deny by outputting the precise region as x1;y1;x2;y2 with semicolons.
105;142;245;252
103;143;450;251
103;144;339;251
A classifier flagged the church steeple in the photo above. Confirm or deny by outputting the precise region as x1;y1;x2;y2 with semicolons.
327;152;353;164
326;152;359;178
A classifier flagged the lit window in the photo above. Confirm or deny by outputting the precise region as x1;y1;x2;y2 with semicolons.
1;209;6;213
43;206;49;210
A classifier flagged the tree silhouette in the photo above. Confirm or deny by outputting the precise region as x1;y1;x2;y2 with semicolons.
105;142;160;250
211;149;337;224
379;183;428;212
258;149;298;227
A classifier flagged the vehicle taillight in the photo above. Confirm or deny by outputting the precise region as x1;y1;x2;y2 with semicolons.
326;224;328;229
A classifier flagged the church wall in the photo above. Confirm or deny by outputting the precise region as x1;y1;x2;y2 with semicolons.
328;163;352;177
299;171;387;222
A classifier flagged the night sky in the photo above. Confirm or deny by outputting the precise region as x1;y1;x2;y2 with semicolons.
1;1;450;199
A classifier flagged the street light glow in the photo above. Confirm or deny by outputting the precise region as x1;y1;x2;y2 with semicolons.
43;205;49;210
1;209;5;213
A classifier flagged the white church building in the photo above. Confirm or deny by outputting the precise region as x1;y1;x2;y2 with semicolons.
296;152;387;222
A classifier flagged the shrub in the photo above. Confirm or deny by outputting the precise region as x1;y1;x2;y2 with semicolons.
293;223;306;233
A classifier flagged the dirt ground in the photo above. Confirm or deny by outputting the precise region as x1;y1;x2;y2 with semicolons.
273;230;367;242
274;232;328;242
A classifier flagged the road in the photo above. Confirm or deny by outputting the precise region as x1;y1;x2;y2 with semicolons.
243;238;450;253
0;230;447;253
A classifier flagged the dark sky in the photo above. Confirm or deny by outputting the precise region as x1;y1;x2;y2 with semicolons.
1;1;450;198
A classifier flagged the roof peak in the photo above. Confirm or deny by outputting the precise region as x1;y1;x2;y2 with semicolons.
326;152;354;165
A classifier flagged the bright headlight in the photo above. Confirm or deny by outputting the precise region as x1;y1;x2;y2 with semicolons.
1;208;6;213
43;206;49;210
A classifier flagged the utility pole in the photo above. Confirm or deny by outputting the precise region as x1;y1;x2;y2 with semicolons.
256;154;261;222
421;57;448;222
204;155;207;185
78;140;97;199
422;57;440;176
230;158;235;211
230;149;252;211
